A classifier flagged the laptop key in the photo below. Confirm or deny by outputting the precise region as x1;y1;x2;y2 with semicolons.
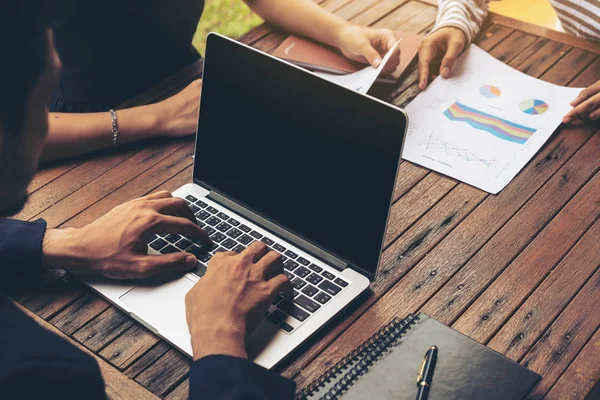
214;247;228;253
291;278;307;290
205;216;221;226
149;238;167;251
216;222;232;233
314;292;332;304
250;231;263;239
306;273;323;285
206;206;219;214
189;204;201;214
284;260;299;271
278;299;310;321
302;285;318;297
227;218;240;226
295;295;321;313
198;253;212;263
308;264;323;273
261;237;275;246
221;238;237;250
294;266;311;278
227;228;242;239
187;245;207;258
210;232;226;243
238;234;253;245
175;238;193;250
318;280;342;296
297;257;310;266
197;200;208;208
334;278;348;288
160;245;179;254
272;294;283;305
196;210;211;221
185;195;198;202
165;234;182;243
284;271;294;280
193;263;207;277
273;243;286;253
279;322;294;333
197;221;206;229
267;310;286;325
239;224;251;233
217;212;229;220
232;244;246;253
204;242;219;252
322;271;336;281
284;250;298;259
203;226;216;236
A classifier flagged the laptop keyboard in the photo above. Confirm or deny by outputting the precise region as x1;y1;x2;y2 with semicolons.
146;194;350;334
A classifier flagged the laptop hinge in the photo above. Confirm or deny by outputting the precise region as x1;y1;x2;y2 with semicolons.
207;191;348;272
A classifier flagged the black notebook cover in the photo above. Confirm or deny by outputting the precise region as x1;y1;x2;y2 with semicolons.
300;313;540;400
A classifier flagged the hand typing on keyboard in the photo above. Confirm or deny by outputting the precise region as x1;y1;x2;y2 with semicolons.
185;242;293;361
42;191;213;279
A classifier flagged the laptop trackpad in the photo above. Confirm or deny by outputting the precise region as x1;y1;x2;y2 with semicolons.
120;276;195;341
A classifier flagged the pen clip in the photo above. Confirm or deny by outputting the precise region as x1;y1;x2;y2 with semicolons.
417;354;427;384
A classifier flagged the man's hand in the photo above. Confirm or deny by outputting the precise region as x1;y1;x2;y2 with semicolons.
152;79;202;137
42;191;212;279
337;25;401;73
418;27;467;90
563;80;600;123
185;242;293;361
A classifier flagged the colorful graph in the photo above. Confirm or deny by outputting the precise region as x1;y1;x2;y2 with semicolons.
480;85;501;98
419;133;495;167
519;99;549;115
444;102;537;144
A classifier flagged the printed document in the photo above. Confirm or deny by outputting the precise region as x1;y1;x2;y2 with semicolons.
403;45;582;194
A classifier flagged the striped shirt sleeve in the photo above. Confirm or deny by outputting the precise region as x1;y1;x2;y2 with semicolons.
431;0;494;43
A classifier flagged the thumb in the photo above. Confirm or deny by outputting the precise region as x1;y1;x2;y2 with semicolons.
360;42;384;67
440;40;464;78
143;252;198;275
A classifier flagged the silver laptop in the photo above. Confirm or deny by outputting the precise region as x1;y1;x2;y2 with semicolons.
88;33;407;369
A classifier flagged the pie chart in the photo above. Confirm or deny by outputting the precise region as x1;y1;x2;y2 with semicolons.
480;85;501;98
519;99;549;115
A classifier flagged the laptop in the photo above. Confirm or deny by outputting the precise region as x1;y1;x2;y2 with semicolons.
87;33;408;369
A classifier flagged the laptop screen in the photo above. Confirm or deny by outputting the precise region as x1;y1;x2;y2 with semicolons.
194;34;406;278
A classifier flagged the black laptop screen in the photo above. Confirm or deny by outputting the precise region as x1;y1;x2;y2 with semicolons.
193;34;406;278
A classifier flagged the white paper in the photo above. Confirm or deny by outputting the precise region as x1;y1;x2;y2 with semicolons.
402;45;583;194
314;39;402;93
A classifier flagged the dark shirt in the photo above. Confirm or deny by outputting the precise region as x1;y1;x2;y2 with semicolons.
0;219;296;399
51;0;204;112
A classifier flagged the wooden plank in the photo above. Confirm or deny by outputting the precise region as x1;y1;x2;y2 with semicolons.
291;41;600;386
7;295;158;400
423;130;600;329
28;160;81;194
540;50;597;86
449;160;600;343
520;264;600;397
99;324;160;370
72;307;135;352
22;277;86;320
351;0;409;27
49;292;111;336
488;217;600;360
124;342;172;379
165;378;189;400
135;349;191;396
545;327;600;400
488;13;600;54
372;1;431;30
38;140;189;228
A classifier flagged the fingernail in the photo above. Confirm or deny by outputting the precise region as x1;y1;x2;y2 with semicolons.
186;255;197;267
441;67;450;77
373;57;381;67
562;117;571;124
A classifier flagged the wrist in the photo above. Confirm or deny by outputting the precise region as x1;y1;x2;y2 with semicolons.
190;322;247;361
332;20;353;50
117;105;162;143
41;228;88;271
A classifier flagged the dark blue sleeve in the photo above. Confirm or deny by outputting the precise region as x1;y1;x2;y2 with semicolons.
189;355;296;400
0;218;47;277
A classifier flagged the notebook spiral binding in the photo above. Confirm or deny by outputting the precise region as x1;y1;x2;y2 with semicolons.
297;313;419;400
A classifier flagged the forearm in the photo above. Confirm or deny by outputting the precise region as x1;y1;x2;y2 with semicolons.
432;0;492;43
44;104;161;161
244;0;350;48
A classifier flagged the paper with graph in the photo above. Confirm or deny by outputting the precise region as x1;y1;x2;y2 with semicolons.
403;45;582;194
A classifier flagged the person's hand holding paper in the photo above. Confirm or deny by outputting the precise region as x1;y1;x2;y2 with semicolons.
336;26;401;72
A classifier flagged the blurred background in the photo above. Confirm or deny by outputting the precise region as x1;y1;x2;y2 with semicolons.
191;0;560;55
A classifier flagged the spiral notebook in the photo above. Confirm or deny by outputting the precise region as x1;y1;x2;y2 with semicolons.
298;313;540;400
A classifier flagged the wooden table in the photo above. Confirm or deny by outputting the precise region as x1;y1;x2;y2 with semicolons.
8;1;600;398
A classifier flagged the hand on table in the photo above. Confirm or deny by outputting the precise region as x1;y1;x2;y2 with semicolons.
418;27;467;90
563;80;600;123
337;25;401;73
185;242;293;361
42;191;212;279
151;79;203;137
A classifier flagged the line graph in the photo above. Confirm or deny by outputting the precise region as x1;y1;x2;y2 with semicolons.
419;133;496;167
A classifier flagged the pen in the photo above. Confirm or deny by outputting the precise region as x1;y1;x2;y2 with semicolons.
416;345;437;400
